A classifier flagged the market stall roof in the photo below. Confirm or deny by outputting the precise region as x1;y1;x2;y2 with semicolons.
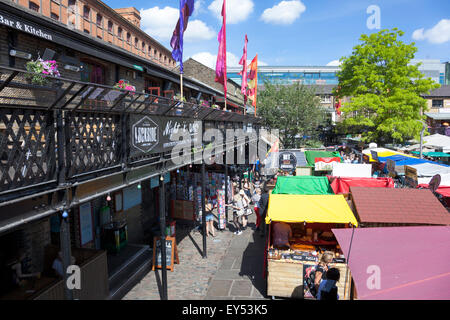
328;177;394;194
405;133;450;153
350;187;450;225
305;150;342;167
411;151;450;157
271;176;334;195
332;226;450;300
331;163;372;178
266;194;358;226
408;162;450;177
419;173;450;196
362;148;415;162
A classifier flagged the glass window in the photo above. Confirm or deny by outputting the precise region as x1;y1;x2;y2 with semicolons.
83;6;90;19
118;27;123;38
68;0;76;11
96;14;102;26
148;45;152;55
108;21;113;33
432;99;444;108
29;2;39;12
142;41;145;51
80;62;105;84
134;37;139;47
127;32;131;43
50;12;59;20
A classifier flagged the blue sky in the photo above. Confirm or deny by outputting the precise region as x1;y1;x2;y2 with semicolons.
103;0;450;68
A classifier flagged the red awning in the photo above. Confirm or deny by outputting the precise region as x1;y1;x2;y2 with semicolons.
418;184;450;197
327;176;394;194
332;226;450;300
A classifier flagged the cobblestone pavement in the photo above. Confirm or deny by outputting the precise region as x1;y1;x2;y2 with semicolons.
123;209;268;300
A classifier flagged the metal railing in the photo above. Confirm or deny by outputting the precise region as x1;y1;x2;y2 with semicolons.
0;66;260;201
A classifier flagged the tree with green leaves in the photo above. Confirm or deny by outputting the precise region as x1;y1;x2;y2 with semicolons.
258;82;327;149
333;28;440;144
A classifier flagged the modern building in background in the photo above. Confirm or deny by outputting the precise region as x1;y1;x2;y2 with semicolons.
229;66;341;123
410;59;447;85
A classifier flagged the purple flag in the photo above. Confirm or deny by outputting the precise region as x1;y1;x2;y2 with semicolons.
170;0;195;73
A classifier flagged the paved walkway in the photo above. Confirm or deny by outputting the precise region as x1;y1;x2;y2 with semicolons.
123;209;268;300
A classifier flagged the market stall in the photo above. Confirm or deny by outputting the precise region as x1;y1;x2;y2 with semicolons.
328;176;394;195
332;226;450;300
349;186;450;227
265;194;358;299
271;176;334;195
331;163;372;178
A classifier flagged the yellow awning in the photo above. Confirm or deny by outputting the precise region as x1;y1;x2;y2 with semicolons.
363;149;416;162
265;194;358;226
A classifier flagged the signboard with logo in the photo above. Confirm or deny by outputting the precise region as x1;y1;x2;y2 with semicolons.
371;150;379;162
315;157;341;171
278;152;297;171
130;115;201;157
405;165;418;188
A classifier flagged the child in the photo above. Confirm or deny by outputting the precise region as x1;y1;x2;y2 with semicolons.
317;267;340;300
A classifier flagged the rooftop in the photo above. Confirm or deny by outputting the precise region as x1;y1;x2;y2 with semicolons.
350;187;450;225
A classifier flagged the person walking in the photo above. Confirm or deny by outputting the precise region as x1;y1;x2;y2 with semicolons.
258;185;270;237
240;189;251;230
227;188;245;235
242;178;252;200
204;196;216;238
252;188;262;231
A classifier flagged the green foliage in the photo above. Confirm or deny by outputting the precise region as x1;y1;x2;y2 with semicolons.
26;60;47;85
258;81;327;149
333;28;440;143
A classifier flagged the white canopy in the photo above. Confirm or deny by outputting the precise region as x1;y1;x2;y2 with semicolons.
331;163;372;178
409;162;450;177
404;134;450;153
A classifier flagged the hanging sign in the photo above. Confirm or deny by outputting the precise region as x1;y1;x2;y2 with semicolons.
130;115;201;156
278;151;297;171
315;157;341;171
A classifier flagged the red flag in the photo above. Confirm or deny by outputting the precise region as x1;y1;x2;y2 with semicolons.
247;54;258;109
238;35;248;103
215;0;227;99
335;99;342;116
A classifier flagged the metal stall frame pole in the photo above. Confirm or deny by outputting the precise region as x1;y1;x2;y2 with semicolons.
224;157;229;230
201;160;207;258
159;174;168;300
59;188;73;300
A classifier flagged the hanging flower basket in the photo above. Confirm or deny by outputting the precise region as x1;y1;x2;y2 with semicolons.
114;80;136;95
25;57;60;86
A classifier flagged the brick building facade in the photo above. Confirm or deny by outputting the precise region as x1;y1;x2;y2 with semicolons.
12;0;175;69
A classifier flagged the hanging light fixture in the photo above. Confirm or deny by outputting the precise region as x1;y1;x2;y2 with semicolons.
62;210;69;219
106;193;111;201
137;182;141;189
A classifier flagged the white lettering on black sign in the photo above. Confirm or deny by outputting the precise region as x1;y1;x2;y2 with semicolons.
0;13;53;41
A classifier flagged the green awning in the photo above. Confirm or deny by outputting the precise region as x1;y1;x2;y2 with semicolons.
411;151;450;157
304;150;342;167
271;176;335;195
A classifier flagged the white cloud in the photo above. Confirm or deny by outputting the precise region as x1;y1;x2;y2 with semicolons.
191;51;240;69
326;60;342;66
260;1;306;25
412;19;450;44
208;0;254;24
191;52;268;69
140;6;215;42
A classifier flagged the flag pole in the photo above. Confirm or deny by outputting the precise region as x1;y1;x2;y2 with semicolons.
180;72;183;102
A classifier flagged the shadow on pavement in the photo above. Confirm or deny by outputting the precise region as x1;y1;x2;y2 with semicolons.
238;229;268;298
